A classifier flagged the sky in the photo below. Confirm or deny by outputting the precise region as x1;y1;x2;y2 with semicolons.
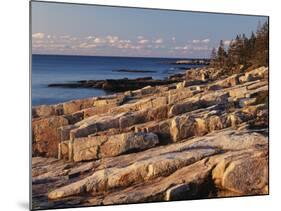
31;1;268;58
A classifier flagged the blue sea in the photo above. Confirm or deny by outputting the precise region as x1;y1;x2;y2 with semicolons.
32;54;201;106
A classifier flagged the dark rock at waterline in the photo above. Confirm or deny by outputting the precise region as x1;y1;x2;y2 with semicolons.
48;77;182;92
112;69;157;73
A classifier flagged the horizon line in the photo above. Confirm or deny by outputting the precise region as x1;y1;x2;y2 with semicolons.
31;53;211;60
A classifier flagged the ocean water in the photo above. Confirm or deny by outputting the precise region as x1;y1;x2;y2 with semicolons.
32;54;200;106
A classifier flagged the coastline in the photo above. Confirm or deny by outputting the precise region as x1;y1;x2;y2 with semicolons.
32;65;268;209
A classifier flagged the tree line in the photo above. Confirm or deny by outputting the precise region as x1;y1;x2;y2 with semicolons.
210;20;268;74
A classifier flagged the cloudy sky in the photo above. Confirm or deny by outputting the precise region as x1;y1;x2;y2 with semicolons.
31;1;267;58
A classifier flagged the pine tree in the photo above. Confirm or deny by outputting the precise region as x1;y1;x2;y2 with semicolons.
226;39;238;73
217;40;226;68
254;21;269;66
210;48;217;67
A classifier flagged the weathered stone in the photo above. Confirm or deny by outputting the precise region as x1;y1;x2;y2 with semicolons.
104;158;214;204
170;116;196;142
168;88;194;104
151;96;168;107
71;113;124;138
176;82;184;89
194;118;208;136
215;74;239;88
147;105;168;121
247;80;268;90
141;86;155;95
199;91;229;107
238;98;257;107
32;116;69;157
72;136;108;162
63;98;93;115
246;85;268;104
64;111;84;124
207;115;224;132
82;105;111;118
100;132;159;158
33;105;55;118
119;110;147;129
168;100;198;117
228;86;248;98
93;95;125;107
212;149;268;194
59;125;78;141
58;140;70;160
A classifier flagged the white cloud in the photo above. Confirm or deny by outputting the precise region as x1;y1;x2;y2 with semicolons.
154;38;163;44
192;39;210;44
138;39;149;44
106;35;119;44
32;32;45;39
174;45;190;50
34;34;207;55
202;39;210;43
86;36;95;40
93;37;106;44
192;39;200;44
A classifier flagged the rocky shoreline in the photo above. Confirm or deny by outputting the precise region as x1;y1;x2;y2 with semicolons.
32;65;268;209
